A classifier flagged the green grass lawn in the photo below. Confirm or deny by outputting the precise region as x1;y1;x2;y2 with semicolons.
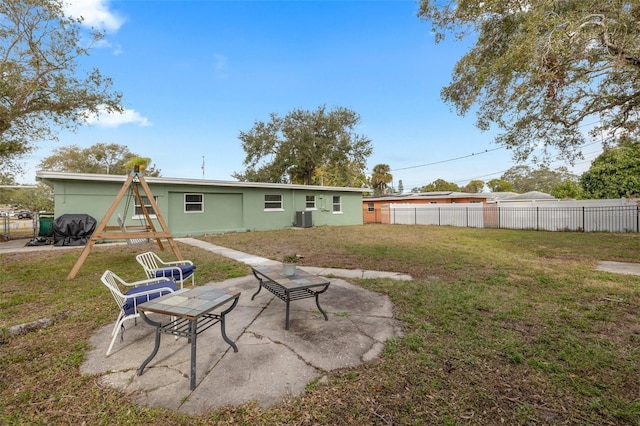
1;225;639;425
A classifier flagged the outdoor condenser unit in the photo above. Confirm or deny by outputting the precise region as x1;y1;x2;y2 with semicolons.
295;211;312;228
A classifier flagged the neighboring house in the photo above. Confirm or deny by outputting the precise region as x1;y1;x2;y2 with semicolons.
363;192;490;223
36;171;365;237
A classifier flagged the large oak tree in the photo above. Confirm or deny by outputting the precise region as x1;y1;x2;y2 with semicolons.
418;1;640;163
233;105;373;186
0;0;122;177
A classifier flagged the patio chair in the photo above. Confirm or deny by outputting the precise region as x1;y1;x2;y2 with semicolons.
135;251;196;288
101;270;178;356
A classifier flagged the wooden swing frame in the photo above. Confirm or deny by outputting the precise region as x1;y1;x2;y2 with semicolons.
67;168;183;280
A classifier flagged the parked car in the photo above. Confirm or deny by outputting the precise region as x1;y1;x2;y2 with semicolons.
16;210;32;219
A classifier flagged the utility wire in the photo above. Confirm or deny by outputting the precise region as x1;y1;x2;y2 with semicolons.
449;149;604;185
389;147;504;172
386;120;602;175
397;141;604;189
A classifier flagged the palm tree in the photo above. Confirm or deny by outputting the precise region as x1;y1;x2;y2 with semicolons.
125;157;152;174
370;164;393;196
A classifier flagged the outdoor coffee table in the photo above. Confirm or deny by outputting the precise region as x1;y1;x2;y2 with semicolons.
251;266;330;330
137;286;240;390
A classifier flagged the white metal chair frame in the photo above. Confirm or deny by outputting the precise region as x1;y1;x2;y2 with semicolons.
101;270;177;356
135;251;195;288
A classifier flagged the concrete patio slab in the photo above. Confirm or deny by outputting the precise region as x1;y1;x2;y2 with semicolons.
80;274;403;415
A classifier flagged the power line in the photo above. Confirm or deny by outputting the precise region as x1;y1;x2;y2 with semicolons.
386;124;602;175
389;147;504;172
399;143;605;189
449;149;604;185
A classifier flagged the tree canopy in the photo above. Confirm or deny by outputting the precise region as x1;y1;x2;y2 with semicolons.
580;138;640;198
233;105;373;185
0;0;122;177
313;161;369;188
486;178;515;193
0;182;53;212
414;179;460;193
501;165;578;193
462;179;485;193
39;143;161;176
550;180;585;200
418;1;640;163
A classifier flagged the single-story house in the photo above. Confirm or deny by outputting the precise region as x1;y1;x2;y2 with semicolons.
36;171;366;237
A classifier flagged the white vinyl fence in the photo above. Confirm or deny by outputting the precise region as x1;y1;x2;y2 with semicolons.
388;199;640;233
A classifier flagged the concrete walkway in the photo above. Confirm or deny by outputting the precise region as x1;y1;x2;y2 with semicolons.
177;237;414;281
596;260;640;276
78;238;408;414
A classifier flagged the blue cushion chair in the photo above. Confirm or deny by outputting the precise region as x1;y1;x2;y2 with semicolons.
136;251;196;288
101;270;178;356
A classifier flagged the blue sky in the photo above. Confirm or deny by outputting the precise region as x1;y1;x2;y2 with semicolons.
22;0;601;189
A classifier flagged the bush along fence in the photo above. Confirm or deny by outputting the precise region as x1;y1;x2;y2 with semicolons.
364;202;640;233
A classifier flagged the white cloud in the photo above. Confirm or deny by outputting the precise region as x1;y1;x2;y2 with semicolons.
83;106;152;128
63;0;125;32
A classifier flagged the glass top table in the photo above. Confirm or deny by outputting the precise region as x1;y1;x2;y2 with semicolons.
251;266;330;330
137;286;240;390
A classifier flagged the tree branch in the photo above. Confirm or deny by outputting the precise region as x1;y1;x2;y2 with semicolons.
579;14;640;69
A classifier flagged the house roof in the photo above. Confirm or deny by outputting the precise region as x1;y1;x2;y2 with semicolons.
486;191;519;200
500;191;556;201
35;171;367;193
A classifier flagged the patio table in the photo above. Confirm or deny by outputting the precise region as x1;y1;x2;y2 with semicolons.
137;286;240;390
251;266;330;330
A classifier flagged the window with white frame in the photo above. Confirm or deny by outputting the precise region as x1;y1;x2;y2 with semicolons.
184;193;203;212
264;194;283;210
332;195;342;213
305;195;316;209
367;202;374;212
134;195;157;217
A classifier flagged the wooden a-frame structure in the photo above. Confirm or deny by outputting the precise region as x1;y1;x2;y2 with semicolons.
67;169;183;279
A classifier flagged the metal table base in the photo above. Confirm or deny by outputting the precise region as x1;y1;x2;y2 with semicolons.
251;267;330;330
137;288;240;390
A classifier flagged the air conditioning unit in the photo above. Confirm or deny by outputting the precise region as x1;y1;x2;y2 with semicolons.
295;211;312;228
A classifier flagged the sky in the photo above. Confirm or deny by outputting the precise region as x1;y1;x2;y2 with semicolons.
19;0;603;190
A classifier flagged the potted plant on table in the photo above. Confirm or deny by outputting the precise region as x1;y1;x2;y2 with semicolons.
282;254;302;276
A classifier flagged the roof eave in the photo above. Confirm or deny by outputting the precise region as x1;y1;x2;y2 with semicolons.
35;171;366;193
